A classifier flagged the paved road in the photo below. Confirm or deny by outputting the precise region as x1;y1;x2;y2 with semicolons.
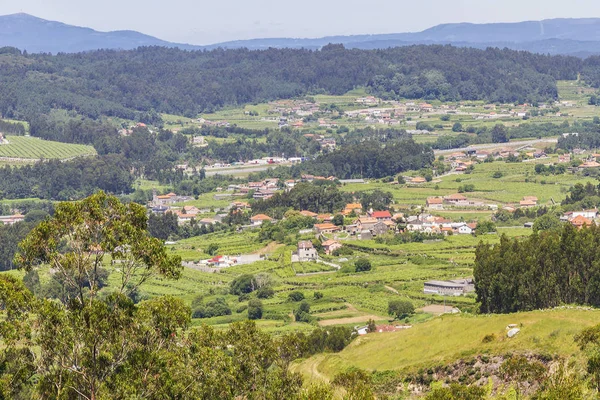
434;138;558;156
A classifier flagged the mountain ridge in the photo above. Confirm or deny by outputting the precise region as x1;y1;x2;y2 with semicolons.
3;13;600;56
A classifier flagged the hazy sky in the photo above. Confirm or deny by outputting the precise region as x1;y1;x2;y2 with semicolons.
2;0;600;45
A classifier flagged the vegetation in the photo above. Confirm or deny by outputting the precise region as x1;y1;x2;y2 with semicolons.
475;224;600;313
0;45;583;121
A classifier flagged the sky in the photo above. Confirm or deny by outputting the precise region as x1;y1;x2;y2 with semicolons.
1;0;600;45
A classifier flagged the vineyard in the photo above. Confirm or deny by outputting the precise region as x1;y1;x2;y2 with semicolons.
0;135;96;160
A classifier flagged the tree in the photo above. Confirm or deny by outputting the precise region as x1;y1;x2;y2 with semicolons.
475;220;496;236
294;301;311;323
230;274;256;295
388;299;414;320
247;299;263;320
367;319;377;333
288;291;305;302
206;243;220;256
11;193;184;400
491;124;509;143
15;191;182;305
452;122;463;132
332;214;344;226
425;384;486;399
355;258;372;272
533;213;562;232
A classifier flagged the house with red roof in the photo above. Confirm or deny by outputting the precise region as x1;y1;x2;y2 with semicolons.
369;210;392;221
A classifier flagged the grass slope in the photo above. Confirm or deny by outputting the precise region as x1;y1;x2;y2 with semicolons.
294;308;600;381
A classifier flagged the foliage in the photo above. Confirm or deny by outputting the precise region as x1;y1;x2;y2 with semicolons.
0;155;135;200
247;299;263;320
474;224;600;313
294;301;312;323
0;45;580;122
192;297;232;318
425;384;486;400
388;300;415;320
474;220;497;236
355;258;373;272
288;291;305;302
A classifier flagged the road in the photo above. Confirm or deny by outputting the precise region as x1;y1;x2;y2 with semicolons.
433;138;558;156
204;163;292;176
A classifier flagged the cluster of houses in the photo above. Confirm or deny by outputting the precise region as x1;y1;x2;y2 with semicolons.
561;209;599;229
426;194;488;210
0;213;25;225
406;214;477;235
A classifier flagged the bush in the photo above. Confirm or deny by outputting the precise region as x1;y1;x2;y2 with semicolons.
482;333;496;343
230;274;256;295
388;300;414;320
192;297;232;319
354;258;372;272
492;171;503;178
294;301;312;322
256;286;274;299
288;291;305;302
247;299;263;320
314;291;324;300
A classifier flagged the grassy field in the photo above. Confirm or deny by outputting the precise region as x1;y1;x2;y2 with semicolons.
293;308;600;381
0;136;96;160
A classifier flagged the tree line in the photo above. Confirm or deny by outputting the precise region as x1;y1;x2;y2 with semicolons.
0;45;588;120
474;224;600;313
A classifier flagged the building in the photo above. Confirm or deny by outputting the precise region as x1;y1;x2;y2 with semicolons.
343;203;363;215
0;214;25;225
369;210;392;221
424;279;475;296
563;209;598;220
570;215;593;229
371;221;389;236
314;223;341;234
295;241;318;262
426;197;444;210
250;214;273;226
444;194;468;205
355;217;378;232
322;240;342;255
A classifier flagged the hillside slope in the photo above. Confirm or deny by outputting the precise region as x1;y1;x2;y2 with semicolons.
293;308;600;381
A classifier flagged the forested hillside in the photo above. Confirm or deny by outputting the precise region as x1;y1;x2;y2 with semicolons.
0;45;586;120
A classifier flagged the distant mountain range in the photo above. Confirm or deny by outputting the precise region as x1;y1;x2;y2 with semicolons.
3;13;600;56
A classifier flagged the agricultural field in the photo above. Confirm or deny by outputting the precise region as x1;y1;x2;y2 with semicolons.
0;135;96;160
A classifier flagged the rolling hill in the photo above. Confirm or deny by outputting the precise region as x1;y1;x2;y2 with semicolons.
3;13;600;56
0;13;200;53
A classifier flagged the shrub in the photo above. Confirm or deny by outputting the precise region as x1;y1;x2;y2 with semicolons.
482;333;496;343
256;286;274;299
192;297;232;319
388;300;414;320
355;258;372;272
247;299;263;320
230;274;256;295
294;301;311;322
288;291;305;302
314;291;323;300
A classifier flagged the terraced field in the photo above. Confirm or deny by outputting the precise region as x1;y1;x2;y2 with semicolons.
0;135;96;160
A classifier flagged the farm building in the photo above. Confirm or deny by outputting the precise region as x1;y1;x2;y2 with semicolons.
423;279;475;296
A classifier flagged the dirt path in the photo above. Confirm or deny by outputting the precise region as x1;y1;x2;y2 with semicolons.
319;315;385;326
252;241;282;254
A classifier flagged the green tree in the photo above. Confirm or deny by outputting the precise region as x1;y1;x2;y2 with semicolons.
491;124;509;143
230;274;256;295
247;299;263;320
288;291;305;302
206;243;220;256
452;122;463;132
533;213;562;232
388;299;414;320
355;258;372;272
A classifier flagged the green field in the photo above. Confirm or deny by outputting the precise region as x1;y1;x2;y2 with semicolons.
293;308;599;382
0;135;96;160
